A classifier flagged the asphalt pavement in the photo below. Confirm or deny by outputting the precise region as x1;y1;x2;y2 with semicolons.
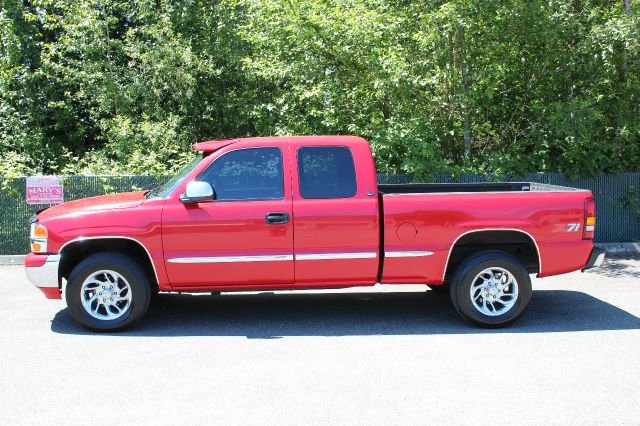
1;255;639;425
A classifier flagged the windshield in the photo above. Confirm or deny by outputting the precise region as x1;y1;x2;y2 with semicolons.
152;155;203;198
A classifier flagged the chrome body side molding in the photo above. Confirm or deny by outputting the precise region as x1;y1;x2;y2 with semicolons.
167;252;380;263
167;254;294;264
295;252;377;260
385;250;434;258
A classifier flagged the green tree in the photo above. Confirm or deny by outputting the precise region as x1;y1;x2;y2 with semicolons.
1;0;638;179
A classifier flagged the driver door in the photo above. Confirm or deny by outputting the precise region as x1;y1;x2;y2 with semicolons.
161;145;294;288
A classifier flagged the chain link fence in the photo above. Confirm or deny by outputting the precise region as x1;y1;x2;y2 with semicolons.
1;173;638;255
1;175;170;255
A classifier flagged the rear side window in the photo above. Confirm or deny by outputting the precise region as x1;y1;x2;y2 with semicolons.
198;147;284;201
297;146;357;199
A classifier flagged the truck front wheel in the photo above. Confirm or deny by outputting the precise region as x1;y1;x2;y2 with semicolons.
65;253;151;332
449;250;532;327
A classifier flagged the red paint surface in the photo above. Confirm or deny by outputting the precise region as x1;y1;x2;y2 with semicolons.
38;287;61;299
25;252;48;267
381;191;593;283
28;135;595;297
289;137;380;287
163;137;294;287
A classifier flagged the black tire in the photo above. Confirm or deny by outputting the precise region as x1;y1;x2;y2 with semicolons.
65;252;151;332
427;283;450;294
449;250;532;327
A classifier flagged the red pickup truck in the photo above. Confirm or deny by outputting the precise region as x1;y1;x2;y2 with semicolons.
25;136;604;331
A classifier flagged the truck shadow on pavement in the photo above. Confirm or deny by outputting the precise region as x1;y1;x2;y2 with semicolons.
50;289;640;337
586;254;640;279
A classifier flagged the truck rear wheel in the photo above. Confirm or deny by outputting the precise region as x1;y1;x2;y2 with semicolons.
65;253;151;332
449;250;532;327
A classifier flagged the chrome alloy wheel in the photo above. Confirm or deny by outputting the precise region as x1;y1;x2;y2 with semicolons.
80;270;132;320
469;267;519;316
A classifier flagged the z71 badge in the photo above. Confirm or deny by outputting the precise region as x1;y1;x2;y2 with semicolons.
553;223;581;233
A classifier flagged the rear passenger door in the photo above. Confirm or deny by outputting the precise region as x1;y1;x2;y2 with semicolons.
291;142;379;287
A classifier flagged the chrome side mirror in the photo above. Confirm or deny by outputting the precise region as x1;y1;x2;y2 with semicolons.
180;181;215;204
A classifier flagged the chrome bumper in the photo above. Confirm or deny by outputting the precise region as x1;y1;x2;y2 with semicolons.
25;254;60;288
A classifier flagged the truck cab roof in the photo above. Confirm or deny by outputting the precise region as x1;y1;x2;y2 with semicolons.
192;135;368;152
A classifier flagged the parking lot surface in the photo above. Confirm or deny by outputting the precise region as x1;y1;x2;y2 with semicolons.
1;255;639;425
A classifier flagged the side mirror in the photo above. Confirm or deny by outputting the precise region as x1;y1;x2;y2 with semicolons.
180;181;215;204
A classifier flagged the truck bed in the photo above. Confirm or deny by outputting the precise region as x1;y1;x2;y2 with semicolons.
378;182;585;194
379;185;593;285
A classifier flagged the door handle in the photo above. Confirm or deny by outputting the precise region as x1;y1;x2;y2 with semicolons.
265;212;290;224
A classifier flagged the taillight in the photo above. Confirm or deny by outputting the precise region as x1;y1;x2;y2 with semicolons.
583;197;595;240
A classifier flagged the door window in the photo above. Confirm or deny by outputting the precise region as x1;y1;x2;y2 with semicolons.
197;147;284;201
297;146;357;199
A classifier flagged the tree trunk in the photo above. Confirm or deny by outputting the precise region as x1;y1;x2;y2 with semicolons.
463;110;472;159
458;27;472;160
615;0;631;143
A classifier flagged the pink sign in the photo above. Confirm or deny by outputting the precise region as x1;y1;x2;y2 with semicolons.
26;176;64;205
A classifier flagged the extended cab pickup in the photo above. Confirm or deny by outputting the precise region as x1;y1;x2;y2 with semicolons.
25;136;605;331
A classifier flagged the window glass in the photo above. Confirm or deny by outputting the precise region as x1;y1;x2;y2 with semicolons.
298;146;357;199
197;147;283;201
154;155;201;198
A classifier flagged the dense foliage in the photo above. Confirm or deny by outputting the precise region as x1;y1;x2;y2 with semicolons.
1;0;638;178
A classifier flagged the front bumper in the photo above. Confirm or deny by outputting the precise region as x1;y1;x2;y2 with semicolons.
25;253;61;299
582;247;605;271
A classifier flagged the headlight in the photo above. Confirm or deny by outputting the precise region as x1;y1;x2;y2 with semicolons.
30;223;48;253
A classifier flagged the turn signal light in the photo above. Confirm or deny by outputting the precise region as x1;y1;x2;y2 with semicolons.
32;224;48;238
583;197;596;239
30;223;48;253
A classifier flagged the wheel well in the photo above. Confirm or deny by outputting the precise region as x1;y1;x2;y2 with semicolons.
444;231;540;282
59;238;158;291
